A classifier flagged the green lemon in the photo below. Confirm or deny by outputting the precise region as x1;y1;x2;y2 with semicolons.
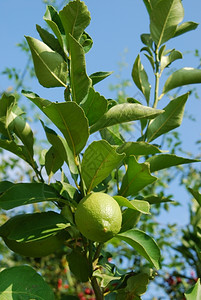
75;192;122;242
3;230;68;258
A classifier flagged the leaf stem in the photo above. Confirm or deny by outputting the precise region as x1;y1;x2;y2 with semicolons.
153;45;160;109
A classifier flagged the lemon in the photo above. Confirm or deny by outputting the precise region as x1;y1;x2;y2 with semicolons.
75;192;122;242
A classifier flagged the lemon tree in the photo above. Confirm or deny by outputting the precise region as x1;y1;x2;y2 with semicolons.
0;0;201;299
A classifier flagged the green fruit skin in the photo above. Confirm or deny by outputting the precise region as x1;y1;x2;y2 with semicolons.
3;230;67;258
75;192;122;243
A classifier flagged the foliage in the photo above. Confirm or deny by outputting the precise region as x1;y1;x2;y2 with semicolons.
0;0;201;299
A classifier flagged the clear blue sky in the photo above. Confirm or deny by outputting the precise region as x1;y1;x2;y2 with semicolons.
1;0;201;226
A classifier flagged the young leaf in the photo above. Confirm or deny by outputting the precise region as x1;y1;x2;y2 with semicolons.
116;229;161;269
80;87;108;126
80;31;93;53
162;68;201;94
185;278;201;300
25;36;68;88
68;34;92;103
173;21;199;38
59;0;91;48
89;71;113;85
146;93;189;142
43;102;89;156
0;183;60;210
119;156;157;197
160;49;182;72
150;0;184;47
132;54;151;104
0;266;54;300
90;103;164;134
81;140;125;192
117;141;164;156
146;154;200;172
45;146;64;178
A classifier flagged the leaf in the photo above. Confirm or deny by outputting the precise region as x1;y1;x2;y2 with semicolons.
25;36;68;88
0;140;32;165
146;93;189;142
0;265;54;300
150;0;184;47
68;34;92;103
90;103;164;134
162;68;201;94
43;102;89;156
22;90;52;111
140;33;153;48
89;71;113;85
174;21;199;38
0;93;16;138
160;49;182;72
0;183;60;210
80;31;93;53
143;194;174;204
185;279;201;300
126;273;149;296
132;54;151;104
113;196;150;215
80;87;108;126
44;5;67;54
100;125;124;146
81;140;125;192
0;181;14;194
59;0;91;48
45;146;64;178
119;156;157;197
188;188;201;207
146;154;200;172
116;229;161;269
0;211;68;242
120;209;141;233
67;249;92;282
117;141;164;156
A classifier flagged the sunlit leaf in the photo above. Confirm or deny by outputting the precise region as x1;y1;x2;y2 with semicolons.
185;279;201;300
89;71;113;85
174;21;199;38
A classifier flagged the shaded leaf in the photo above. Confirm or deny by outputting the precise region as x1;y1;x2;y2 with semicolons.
117;141;164;156
0;181;14;194
116;229;161;269
90;103;164;134
67;249;92;282
0;140;32;165
100;125;124;146
150;0;184;47
90;71;113;85
45;146;64;178
146;93;189;142
0;183;59;210
162;68;201;94
25;36;68;88
140;33;153;48
81;140;125;192
143;194;174;204
120;209;141;233
126;273;149;296
80;87;108;126
119;156;157;197
132;54;151;104
68;34;92;103
146;154;200;172
0;266;54;300
174;21;199;38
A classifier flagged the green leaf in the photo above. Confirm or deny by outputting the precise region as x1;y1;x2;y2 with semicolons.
162;68;201;94
100;125;124;146
150;0;184;47
0;211;68;242
146;93;189;142
89;71;113;85
68;34;92;103
43;102;89;156
143;194;174;204
160;49;182;72
120;209;141;233
80;31;93;53
140;34;153;48
185;279;201;300
174;21;199;38
0;181;14;194
0;266;54;300
188;188;201;207
81;140;125;192
25;36;68;88
67;249;92;282
44;5;67;54
59;0;91;49
116;229;161;269
113;196;150;215
117;141;164;156
80;87;108;126
45;146;64;178
119;156;157;197
0;183;59;210
0;93;16;138
146;154;200;172
125;273;149;296
41;122;78;177
142;0;158;15
0;140;31;165
22;90;52;111
90;103;164;134
132;54;151;104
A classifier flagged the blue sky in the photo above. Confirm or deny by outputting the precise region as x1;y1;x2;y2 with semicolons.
1;0;201;226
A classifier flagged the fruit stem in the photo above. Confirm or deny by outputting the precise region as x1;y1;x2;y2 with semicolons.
93;243;103;265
